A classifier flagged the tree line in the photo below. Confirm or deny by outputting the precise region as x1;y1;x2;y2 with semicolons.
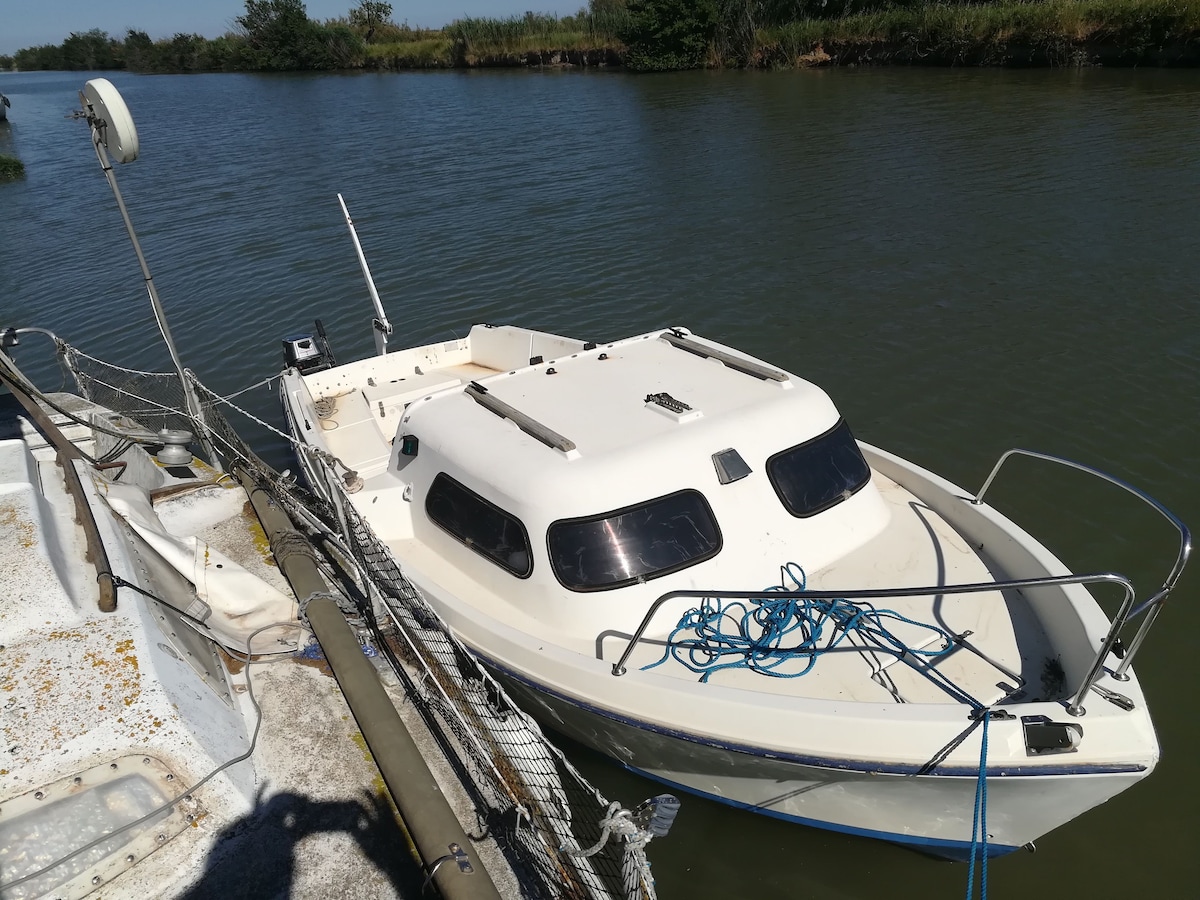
4;1;397;73
3;1;1197;73
0;1;966;73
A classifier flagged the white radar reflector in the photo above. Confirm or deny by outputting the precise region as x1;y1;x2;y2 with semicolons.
82;78;139;163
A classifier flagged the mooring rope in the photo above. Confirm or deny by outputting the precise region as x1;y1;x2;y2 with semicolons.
642;563;957;682
965;710;992;900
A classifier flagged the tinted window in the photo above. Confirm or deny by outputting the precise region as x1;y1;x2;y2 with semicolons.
548;490;721;591
426;473;532;577
767;419;871;518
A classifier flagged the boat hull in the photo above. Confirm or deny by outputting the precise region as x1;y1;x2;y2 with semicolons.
491;662;1147;860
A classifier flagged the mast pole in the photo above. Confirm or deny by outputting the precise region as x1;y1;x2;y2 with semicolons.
337;193;392;356
84;98;223;471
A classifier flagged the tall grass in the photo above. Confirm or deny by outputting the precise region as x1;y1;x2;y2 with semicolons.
365;38;454;67
447;11;626;62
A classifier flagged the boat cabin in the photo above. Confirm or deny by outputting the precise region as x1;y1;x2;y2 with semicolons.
291;326;894;640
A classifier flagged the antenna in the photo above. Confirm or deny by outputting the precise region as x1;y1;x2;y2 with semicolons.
337;193;393;356
76;79;222;471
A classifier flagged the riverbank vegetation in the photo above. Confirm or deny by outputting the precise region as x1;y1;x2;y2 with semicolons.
4;0;1200;73
0;155;25;181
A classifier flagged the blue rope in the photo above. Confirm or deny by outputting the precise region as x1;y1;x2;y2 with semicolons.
965;711;991;900
642;563;957;682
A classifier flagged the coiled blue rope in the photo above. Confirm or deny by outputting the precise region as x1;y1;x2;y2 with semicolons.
642;563;957;682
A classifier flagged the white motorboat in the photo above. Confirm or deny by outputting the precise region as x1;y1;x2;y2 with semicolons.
280;318;1189;861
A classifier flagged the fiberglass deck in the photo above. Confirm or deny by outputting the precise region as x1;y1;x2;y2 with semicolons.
600;471;1057;706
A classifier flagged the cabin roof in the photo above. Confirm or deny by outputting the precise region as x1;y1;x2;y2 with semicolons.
399;330;842;518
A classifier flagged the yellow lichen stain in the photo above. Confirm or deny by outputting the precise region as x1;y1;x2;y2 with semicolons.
115;639;139;672
242;501;277;566
47;629;86;642
0;769;7;775
349;732;388;798
0;501;38;550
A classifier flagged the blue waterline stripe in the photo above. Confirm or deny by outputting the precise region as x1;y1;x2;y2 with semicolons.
481;655;1147;778
624;766;1018;860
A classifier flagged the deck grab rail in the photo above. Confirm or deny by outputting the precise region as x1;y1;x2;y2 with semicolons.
973;448;1191;681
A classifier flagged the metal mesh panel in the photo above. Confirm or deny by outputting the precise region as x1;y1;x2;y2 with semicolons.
57;344;656;900
61;344;194;436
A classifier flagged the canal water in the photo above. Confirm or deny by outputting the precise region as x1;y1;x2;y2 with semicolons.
2;66;1197;898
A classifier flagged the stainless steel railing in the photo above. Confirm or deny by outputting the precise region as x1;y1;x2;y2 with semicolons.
612;448;1190;719
973;448;1191;682
610;573;1134;717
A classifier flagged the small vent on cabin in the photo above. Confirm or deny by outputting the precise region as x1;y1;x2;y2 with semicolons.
712;448;752;485
645;392;691;414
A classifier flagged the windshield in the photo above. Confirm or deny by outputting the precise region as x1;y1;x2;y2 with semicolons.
767;419;871;517
548;490;721;591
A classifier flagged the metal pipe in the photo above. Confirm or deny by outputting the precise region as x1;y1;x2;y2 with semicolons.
0;353;117;612
236;469;503;900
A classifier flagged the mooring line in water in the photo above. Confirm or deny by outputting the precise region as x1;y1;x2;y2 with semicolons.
965;709;992;900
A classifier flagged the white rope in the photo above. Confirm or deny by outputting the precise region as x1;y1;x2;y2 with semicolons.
188;376;300;446
62;345;177;378
213;373;280;401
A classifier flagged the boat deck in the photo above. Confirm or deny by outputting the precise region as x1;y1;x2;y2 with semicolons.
0;392;522;899
605;470;1056;705
606;470;1057;705
316;362;499;479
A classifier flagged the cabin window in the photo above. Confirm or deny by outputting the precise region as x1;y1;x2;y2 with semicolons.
767;419;871;518
548;490;722;592
425;473;533;578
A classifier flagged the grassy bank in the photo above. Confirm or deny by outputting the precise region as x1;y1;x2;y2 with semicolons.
361;12;622;68
353;0;1200;69
754;0;1200;67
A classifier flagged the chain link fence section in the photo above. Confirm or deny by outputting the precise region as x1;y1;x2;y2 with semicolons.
58;343;658;900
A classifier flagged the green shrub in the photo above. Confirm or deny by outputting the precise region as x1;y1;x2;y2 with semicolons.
621;0;720;70
0;155;26;181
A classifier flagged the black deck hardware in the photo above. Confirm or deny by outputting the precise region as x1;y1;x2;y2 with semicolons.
645;392;692;414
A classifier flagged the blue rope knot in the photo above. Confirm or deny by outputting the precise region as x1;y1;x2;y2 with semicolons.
642;563;957;682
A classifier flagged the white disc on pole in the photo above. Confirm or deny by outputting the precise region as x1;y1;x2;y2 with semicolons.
82;78;139;164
